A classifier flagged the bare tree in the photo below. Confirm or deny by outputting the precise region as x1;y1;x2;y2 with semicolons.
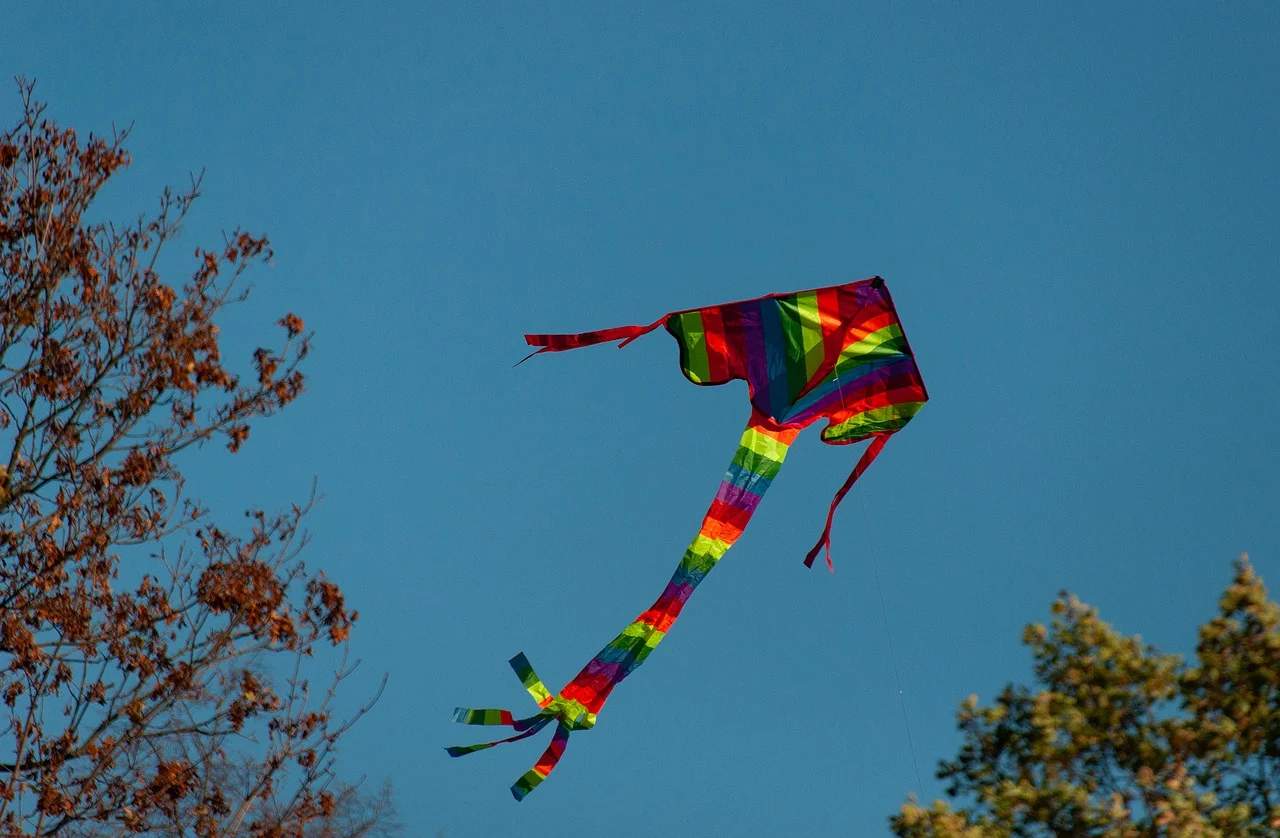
0;79;395;836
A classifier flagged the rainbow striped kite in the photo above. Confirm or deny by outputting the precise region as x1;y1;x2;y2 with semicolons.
448;277;928;799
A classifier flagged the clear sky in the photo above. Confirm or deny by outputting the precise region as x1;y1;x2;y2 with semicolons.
5;3;1279;835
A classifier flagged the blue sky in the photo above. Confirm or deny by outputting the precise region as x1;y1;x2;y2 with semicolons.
5;3;1278;834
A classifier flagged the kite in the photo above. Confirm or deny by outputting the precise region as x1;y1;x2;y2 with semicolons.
447;277;928;799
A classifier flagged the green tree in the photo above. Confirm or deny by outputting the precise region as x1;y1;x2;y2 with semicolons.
893;554;1280;837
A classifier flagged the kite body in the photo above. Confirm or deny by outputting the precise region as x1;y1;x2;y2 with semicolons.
448;277;927;799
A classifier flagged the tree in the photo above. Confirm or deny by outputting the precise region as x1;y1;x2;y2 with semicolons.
0;80;393;835
892;554;1280;837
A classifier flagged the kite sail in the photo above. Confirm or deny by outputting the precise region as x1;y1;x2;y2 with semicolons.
448;277;928;799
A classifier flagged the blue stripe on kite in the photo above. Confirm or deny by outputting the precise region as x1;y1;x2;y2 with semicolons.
782;355;911;423
759;299;790;422
672;549;712;589
723;461;774;495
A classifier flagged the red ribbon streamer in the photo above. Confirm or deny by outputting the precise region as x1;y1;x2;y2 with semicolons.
516;317;669;366
804;433;893;572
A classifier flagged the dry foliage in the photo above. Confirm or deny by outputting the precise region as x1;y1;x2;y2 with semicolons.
0;79;393;836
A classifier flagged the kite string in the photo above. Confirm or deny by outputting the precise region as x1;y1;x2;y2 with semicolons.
833;354;924;799
858;490;925;799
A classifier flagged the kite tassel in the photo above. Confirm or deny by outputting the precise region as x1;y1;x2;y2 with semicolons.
803;433;893;572
445;652;594;801
444;711;553;757
510;719;572;801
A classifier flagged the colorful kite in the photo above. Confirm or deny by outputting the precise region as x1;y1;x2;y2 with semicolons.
447;277;928;799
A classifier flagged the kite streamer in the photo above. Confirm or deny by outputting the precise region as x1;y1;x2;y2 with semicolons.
449;277;927;799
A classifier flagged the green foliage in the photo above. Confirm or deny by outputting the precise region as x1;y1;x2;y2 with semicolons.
892;555;1280;837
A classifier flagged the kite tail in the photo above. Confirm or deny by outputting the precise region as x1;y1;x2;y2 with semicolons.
555;409;799;716
516;315;669;365
446;410;798;799
803;432;894;572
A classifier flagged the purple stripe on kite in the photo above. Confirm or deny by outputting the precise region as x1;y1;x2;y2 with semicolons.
741;303;772;419
598;645;649;683
790;356;905;412
513;714;550;732
818;367;919;418
785;357;915;424
715;480;763;512
584;658;625;681
616;652;645;680
548;723;569;755
659;579;697;604
859;278;885;308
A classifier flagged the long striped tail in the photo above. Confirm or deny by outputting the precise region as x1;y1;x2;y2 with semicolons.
446;410;798;799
